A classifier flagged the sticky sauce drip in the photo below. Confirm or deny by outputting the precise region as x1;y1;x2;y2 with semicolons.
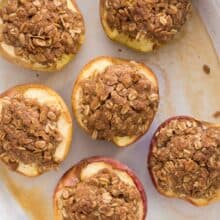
0;167;52;220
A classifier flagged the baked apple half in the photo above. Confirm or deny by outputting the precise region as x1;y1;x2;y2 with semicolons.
148;116;220;206
0;84;72;176
72;56;159;147
54;156;147;220
0;0;85;72
100;0;192;52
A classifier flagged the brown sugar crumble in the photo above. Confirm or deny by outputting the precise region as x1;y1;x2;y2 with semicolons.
58;168;142;219
203;64;211;74
0;93;63;172
105;0;192;43
149;118;220;201
0;0;84;65
79;64;159;141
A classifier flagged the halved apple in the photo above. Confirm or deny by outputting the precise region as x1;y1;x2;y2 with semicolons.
72;56;159;147
0;0;85;72
54;156;147;220
0;84;73;176
148;116;220;206
100;0;156;52
100;0;192;52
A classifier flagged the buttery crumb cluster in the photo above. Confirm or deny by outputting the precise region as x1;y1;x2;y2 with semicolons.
149;118;220;200
0;94;62;172
105;0;192;43
0;0;84;65
80;63;159;140
58;168;141;219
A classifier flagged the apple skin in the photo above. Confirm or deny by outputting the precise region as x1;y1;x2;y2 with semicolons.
147;116;220;206
54;156;147;220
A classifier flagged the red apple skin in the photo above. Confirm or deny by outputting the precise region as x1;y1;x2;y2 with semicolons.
54;156;147;220
147;116;220;206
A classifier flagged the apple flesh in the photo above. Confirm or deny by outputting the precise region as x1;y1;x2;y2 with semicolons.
54;156;147;220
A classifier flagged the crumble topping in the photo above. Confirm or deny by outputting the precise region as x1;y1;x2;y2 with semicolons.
149;118;220;200
79;64;159;141
104;0;192;43
0;0;84;65
0;93;63;172
58;168;142;219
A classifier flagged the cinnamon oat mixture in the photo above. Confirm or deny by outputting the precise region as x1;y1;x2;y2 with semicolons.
0;94;63;172
105;0;192;43
149;118;220;200
0;0;84;65
58;168;141;219
80;64;159;140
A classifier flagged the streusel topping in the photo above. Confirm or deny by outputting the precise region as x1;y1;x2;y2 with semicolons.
58;169;142;219
79;64;159;140
149;118;220;200
0;93;62;172
105;0;192;43
0;0;84;65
